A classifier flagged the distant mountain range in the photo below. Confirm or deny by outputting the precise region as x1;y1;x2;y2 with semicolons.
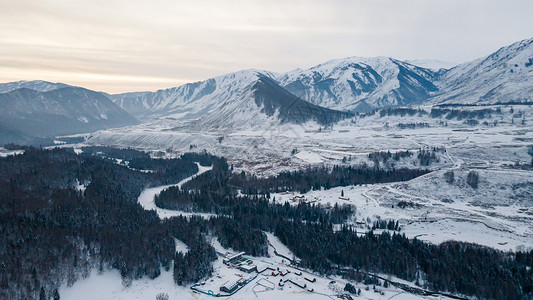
1;37;532;144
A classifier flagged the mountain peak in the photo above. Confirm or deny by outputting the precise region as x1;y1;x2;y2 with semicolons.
278;55;437;111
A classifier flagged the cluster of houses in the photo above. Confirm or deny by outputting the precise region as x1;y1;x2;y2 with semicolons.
214;251;318;296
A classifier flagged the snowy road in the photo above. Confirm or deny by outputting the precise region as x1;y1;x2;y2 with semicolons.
137;162;214;219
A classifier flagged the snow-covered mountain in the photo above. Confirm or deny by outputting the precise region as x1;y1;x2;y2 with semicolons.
109;37;533;122
278;57;439;111
0;80;71;93
111;69;279;122
0;87;138;144
432;38;533;104
2;37;532;144
113;58;440;119
173;76;351;131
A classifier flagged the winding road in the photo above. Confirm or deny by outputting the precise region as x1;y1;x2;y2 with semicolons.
137;162;213;219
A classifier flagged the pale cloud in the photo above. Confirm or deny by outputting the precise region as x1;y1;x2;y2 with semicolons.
1;0;532;93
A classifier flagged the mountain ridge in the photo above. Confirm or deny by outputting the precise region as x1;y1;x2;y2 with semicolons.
107;38;533;120
0;80;72;93
0;86;139;145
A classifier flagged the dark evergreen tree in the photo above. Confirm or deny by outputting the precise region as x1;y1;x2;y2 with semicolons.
444;170;454;184
344;282;357;294
467;170;479;188
53;288;60;300
39;287;46;300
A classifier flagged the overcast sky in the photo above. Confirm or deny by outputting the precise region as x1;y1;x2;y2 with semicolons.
1;0;532;93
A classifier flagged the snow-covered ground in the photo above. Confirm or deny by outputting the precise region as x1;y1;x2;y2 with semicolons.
87;104;533;176
78;104;533;252
60;232;451;300
272;166;533;251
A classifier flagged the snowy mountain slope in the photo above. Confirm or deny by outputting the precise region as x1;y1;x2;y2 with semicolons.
405;59;457;71
174;76;352;131
277;57;439;111
111;58;441;121
0;80;71;93
3;37;532;139
111;69;279;121
0;87;139;143
432;38;533;104
252;77;352;124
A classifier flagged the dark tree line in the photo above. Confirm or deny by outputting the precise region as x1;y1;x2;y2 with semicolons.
466;170;479;188
208;216;269;257
372;219;400;231
429;108;501;120
165;216;217;285
368;150;413;163
397;122;430;129
80;146;203;180
379;108;427;117
417;148;442;166
367;148;443;167
80;146;151;161
274;221;532;299
156;188;354;227
182;162;429;195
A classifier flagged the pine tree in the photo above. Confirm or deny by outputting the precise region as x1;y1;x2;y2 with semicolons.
39;287;46;300
53;288;60;300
